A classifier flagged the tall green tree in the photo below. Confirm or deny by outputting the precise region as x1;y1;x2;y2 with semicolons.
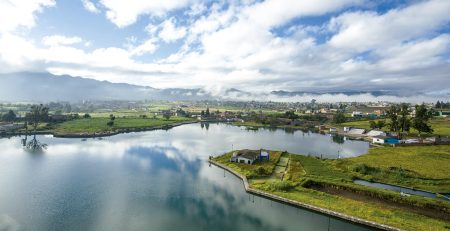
2;110;17;122
412;104;433;135
399;103;411;133
163;112;171;120
25;105;49;151
386;105;400;132
332;112;346;124
27;104;49;133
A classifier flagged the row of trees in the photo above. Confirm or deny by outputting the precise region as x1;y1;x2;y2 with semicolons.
435;101;450;109
386;104;433;136
332;103;434;137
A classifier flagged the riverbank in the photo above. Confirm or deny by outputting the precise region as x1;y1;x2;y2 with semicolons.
212;149;450;231
209;159;400;231
0;118;197;138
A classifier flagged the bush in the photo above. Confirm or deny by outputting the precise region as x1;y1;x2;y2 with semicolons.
350;163;378;175
254;166;267;175
106;121;114;126
269;181;294;191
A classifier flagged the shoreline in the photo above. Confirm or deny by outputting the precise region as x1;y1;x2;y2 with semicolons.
209;159;402;231
0;120;199;139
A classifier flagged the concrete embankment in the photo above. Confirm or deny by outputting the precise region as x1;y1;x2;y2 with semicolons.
209;160;403;231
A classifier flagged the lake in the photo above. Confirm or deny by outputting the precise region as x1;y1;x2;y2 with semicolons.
0;123;373;231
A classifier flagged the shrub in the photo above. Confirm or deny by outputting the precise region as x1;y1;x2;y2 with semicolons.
269;181;294;191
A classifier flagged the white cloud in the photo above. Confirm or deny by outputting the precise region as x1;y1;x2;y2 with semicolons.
99;0;193;27
328;0;450;52
159;18;187;43
81;0;100;14
0;0;55;33
130;39;158;56
42;35;83;47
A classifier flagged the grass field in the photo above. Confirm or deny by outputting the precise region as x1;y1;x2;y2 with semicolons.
340;117;450;137
214;148;450;231
53;117;191;134
334;145;450;192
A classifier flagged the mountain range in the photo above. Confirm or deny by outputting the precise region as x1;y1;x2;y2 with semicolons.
0;72;406;103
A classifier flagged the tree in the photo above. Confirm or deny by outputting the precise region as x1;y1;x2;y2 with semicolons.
25;105;49;151
369;120;377;130
27;104;49;133
332;112;346;124
205;107;210;117
107;114;115;126
2;110;16;122
436;101;441;109
83;113;91;118
163;112;171;120
398;103;411;133
412;104;433;135
376;120;386;129
201;110;205;116
370;120;386;130
386;105;400;132
284;110;299;120
64;104;72;113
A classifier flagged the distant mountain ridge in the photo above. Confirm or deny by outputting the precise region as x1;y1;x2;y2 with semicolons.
0;72;409;103
0;72;211;102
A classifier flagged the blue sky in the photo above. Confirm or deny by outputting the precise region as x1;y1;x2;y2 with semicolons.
0;0;449;101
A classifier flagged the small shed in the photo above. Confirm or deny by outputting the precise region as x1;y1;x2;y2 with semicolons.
373;136;387;144
260;149;270;161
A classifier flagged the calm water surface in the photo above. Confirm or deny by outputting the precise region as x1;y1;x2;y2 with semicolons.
0;123;373;231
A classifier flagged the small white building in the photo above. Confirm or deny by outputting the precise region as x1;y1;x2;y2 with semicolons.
343;127;352;132
329;127;337;133
351;111;364;117
372;136;386;144
230;149;260;164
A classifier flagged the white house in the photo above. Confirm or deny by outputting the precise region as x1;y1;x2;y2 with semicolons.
351;111;364;117
372;136;386;144
230;149;260;164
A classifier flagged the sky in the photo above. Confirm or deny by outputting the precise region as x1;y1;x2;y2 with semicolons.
0;0;449;101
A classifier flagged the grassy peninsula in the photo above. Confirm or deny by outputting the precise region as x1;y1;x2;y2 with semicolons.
212;146;450;231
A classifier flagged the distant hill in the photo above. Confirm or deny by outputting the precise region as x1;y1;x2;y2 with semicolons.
0;72;211;102
0;72;418;103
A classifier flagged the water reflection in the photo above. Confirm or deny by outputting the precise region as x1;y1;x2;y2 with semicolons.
22;134;48;153
0;123;373;231
331;134;345;145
